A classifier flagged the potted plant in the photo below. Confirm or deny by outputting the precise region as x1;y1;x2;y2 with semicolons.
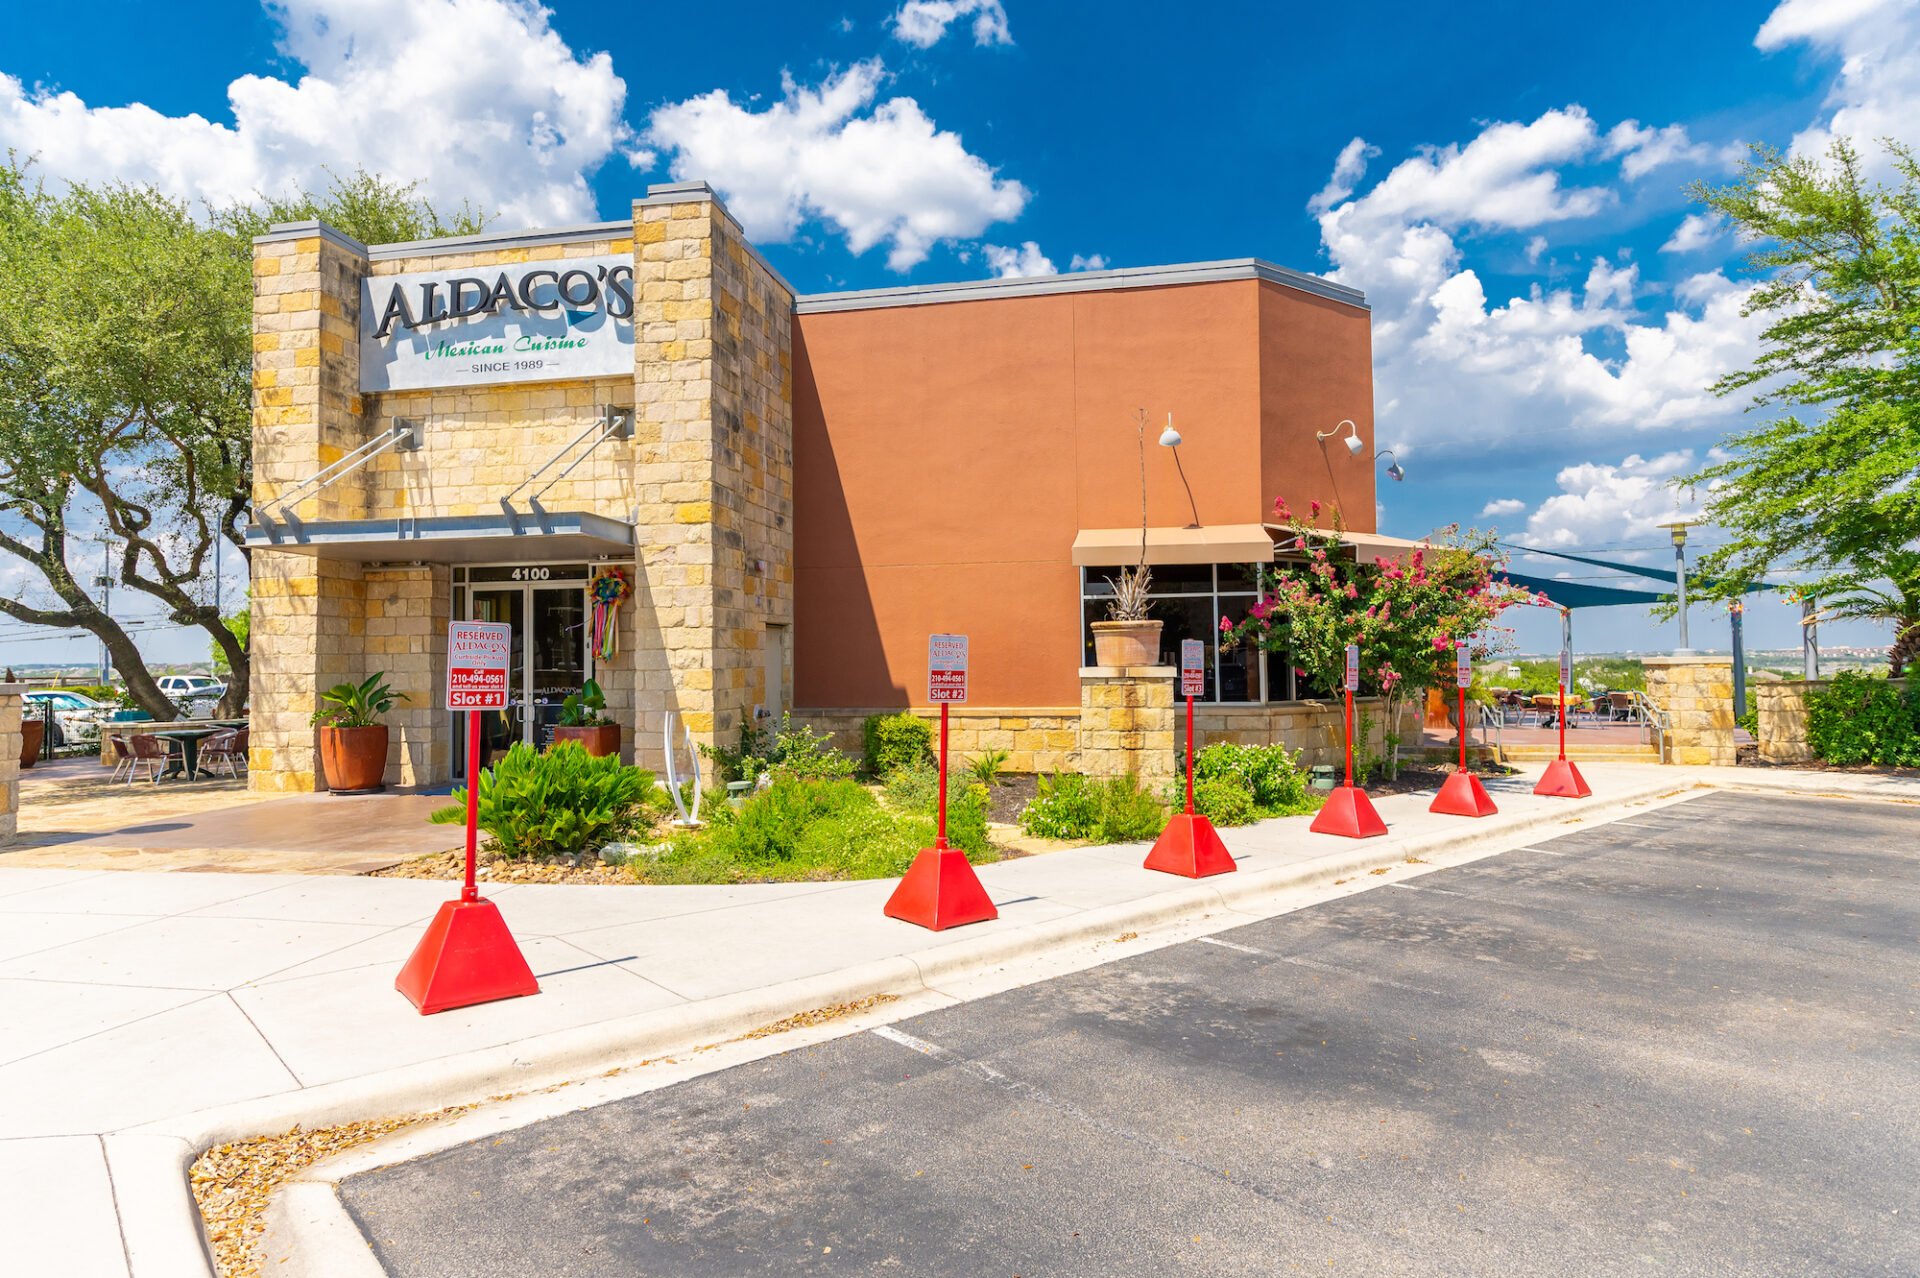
311;672;403;793
1090;409;1164;667
551;678;620;757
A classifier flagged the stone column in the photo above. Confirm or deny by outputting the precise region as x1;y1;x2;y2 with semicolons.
1077;667;1177;783
0;684;20;846
364;565;451;786
1642;656;1736;766
629;182;795;773
248;222;374;792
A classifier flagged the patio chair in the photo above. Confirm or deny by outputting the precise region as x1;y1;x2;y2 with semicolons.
1608;691;1637;723
106;734;134;783
124;733;180;785
201;728;248;778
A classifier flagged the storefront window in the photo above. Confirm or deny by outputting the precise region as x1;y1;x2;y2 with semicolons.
1080;564;1283;703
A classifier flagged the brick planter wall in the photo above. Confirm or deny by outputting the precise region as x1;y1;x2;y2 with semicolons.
0;684;21;846
1754;677;1909;763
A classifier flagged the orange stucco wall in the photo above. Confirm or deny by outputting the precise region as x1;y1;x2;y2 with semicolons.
791;278;1375;710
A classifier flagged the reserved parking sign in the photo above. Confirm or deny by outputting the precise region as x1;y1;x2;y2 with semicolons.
928;634;969;703
1456;642;1472;689
447;621;512;709
1180;639;1205;698
1345;644;1360;693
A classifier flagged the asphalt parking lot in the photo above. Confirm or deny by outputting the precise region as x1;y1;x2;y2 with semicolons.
342;791;1918;1276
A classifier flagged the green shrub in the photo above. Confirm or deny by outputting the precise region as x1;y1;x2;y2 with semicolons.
1187;775;1258;826
634;770;995;884
1805;671;1920;766
702;713;854;784
1019;771;1103;839
1736;710;1758;737
1186;741;1312;813
430;742;654;858
862;712;932;777
1097;774;1167;841
966;748;1009;787
1019;772;1166;842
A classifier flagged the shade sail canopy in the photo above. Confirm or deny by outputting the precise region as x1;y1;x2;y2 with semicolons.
1507;544;1783;595
245;510;636;563
1499;570;1667;610
1071;524;1276;566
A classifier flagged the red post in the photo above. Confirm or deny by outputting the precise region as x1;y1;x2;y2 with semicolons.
1184;692;1195;815
1458;683;1468;772
462;710;481;903
1343;685;1355;787
935;701;949;850
1557;679;1567;761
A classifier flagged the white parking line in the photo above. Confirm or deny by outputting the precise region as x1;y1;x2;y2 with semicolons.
1196;936;1263;955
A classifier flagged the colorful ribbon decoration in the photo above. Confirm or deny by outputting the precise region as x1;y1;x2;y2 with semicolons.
589;568;632;660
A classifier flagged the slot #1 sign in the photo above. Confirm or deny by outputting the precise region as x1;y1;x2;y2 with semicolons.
447;621;512;709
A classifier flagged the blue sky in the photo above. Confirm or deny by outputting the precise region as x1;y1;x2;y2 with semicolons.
2;0;1916;665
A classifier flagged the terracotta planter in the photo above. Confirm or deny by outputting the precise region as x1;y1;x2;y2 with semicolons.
319;724;388;793
1091;619;1163;668
551;724;621;758
19;718;44;769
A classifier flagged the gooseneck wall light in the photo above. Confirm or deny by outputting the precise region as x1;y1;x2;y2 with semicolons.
1375;449;1404;482
1158;413;1202;528
1317;419;1366;456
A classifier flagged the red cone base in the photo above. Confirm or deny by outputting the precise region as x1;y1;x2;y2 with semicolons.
1533;757;1592;798
1430;769;1499;817
1310;785;1389;838
884;847;998;931
1144;812;1237;878
395;897;540;1015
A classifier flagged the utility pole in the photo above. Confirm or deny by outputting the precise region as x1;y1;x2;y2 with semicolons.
1731;600;1746;718
92;541;113;686
1802;597;1820;679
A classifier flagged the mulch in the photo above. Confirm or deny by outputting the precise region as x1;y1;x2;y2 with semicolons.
983;772;1040;824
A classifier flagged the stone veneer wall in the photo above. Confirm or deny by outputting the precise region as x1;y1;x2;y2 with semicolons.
790;694;1414;779
363;566;451;785
628;188;795;772
0;685;20;845
1078;667;1178;783
1193;697;1420;770
790;708;1082;775
1753;678;1907;764
1642;656;1736;766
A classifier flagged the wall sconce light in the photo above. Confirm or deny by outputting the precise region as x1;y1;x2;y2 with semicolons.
1376;449;1404;482
1158;413;1201;528
1317;419;1365;456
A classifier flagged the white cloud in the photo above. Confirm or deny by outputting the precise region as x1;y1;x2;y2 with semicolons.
1661;212;1723;253
1480;498;1527;517
982;241;1055;277
1603;120;1727;180
1525;236;1548;263
1314;111;1770;462
1308;137;1380;215
889;0;1013;48
1758;0;1920;175
1068;252;1109;271
0;0;635;229
645;60;1029;271
1521;452;1703;552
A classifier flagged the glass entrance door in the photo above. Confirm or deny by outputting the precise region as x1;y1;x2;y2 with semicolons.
463;574;590;763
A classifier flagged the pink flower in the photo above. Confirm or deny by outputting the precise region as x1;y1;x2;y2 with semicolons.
1344;584;1359;599
1432;636;1451;650
1219;616;1232;633
1310;499;1322;517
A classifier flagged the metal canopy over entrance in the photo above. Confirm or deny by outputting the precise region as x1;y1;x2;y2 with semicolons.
244;510;635;563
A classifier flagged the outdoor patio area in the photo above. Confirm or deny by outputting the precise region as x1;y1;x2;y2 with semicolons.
3;756;459;874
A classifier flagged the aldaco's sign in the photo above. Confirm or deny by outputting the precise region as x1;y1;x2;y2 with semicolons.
360;255;635;392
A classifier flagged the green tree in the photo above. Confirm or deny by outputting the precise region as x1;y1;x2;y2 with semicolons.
1679;139;1920;673
0;160;486;718
1222;498;1538;775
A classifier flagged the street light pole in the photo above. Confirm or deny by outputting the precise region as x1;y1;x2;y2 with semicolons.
1731;600;1746;718
1659;520;1698;657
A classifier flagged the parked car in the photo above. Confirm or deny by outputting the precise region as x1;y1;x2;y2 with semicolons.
156;674;226;702
22;689;109;748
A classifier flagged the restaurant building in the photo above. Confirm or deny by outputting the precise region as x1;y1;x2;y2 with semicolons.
244;181;1390;792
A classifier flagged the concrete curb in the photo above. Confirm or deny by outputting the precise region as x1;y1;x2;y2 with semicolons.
125;772;1704;1277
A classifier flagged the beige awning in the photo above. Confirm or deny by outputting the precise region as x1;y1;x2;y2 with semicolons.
1071;524;1276;567
1265;525;1433;566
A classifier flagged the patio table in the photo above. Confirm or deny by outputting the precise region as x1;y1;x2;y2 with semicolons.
146;722;246;781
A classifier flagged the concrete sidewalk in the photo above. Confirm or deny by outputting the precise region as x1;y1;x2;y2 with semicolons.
1;761;1912;1278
